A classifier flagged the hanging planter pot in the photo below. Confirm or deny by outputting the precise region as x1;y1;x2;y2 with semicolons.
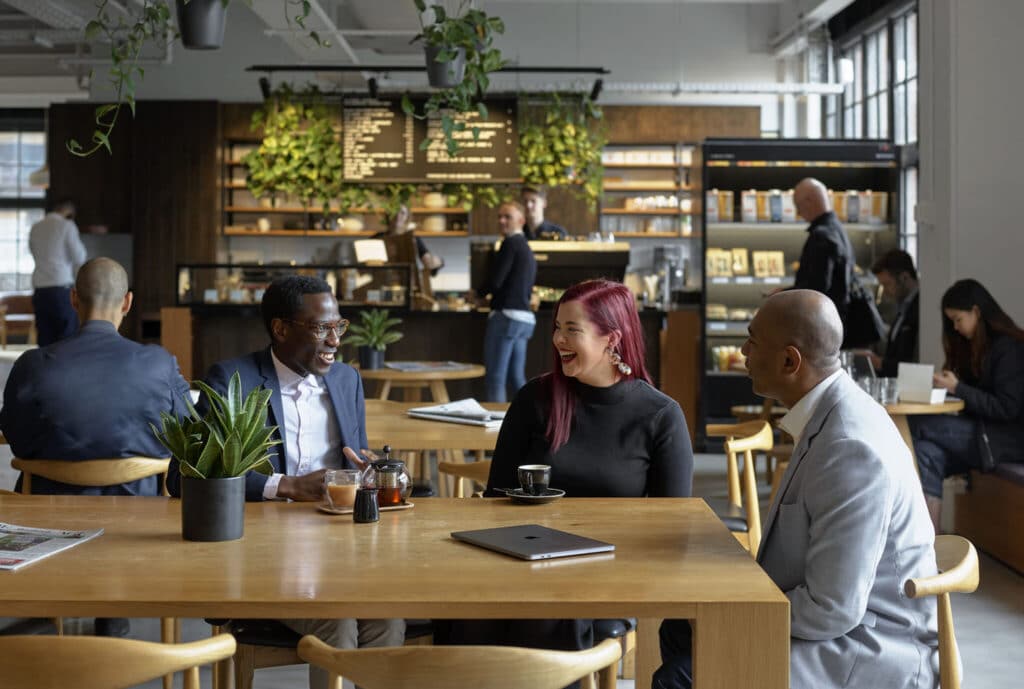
180;475;245;542
176;0;228;50
425;45;466;89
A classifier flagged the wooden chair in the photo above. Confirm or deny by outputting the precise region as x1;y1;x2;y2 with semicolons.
904;535;980;689
730;398;792;493
0;633;236;689
0;293;37;347
438;458;491;498
11;456;177;687
705;421;773;559
298;635;622;689
12;457;171;496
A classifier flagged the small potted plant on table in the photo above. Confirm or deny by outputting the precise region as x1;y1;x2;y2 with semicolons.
152;372;279;542
346;309;404;370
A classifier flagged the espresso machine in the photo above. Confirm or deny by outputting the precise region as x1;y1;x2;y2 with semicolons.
653;245;691;310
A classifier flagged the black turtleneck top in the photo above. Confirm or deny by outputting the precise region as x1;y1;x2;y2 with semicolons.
484;375;693;497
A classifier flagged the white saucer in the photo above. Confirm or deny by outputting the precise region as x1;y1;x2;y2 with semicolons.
505;488;565;505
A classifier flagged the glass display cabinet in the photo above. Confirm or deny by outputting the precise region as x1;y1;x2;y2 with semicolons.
176;263;414;310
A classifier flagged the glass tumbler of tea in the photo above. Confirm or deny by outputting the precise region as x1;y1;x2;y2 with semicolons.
324;469;361;510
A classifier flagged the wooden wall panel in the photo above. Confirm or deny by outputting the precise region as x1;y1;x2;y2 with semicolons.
221;103;260;140
48;104;134;234
131;101;221;318
601;106;761;143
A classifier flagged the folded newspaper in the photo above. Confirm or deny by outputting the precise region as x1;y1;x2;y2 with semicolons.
407;398;506;428
0;522;104;571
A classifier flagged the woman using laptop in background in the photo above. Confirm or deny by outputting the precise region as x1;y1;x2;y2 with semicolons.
433;279;693;658
911;278;1024;532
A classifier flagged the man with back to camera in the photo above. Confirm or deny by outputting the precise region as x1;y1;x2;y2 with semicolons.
480;201;538;402
1;256;191;637
654;290;939;689
860;249;920;376
521;185;569;240
29;198;87;345
166;275;404;689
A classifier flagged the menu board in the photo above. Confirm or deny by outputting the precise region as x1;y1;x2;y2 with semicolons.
342;98;519;183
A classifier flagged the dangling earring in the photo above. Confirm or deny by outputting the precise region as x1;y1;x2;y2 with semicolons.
609;348;632;376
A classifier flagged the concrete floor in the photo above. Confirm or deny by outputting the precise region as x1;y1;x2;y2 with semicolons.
2;452;1022;688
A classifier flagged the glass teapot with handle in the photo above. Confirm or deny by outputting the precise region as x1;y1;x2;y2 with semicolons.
360;445;411;507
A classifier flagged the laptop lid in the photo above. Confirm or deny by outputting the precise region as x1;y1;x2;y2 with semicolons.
897;362;935;403
451;524;615;561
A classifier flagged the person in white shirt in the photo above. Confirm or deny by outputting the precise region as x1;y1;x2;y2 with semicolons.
168;276;404;689
656;290;939;689
28;198;87;345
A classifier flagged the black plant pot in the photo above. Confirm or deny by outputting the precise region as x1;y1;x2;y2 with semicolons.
358;346;385;370
181;475;245;542
176;0;228;50
425;45;466;88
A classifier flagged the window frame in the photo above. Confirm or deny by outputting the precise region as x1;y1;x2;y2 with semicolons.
0;109;46;291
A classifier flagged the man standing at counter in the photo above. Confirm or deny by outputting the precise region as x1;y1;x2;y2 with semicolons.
28;198;87;345
482;202;538;402
522;186;568;239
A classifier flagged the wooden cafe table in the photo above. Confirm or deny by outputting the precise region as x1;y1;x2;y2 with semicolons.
364;400;506;452
0;495;789;689
357;362;485;403
884;398;966;469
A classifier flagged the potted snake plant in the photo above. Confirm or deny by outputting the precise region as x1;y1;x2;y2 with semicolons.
346;309;404;370
152;372;279;542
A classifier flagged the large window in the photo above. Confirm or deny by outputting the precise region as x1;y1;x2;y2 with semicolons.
0;111;45;291
892;10;918;144
830;5;916;142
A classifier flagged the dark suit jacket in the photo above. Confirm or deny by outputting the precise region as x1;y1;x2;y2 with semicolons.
879;291;919;377
794;211;855;325
954;334;1024;466
0;320;191;495
166;347;368;501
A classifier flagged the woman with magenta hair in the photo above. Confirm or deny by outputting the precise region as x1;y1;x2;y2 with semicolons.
433;280;693;658
484;278;693;498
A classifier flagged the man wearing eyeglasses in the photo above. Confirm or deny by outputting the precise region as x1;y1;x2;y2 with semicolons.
167;274;404;689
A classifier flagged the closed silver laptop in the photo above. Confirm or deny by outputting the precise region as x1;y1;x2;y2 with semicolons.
451;524;615;561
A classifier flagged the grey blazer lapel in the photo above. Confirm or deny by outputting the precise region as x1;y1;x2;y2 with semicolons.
757;378;848;561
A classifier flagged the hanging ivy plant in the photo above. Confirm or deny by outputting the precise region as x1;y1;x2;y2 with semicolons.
68;0;321;158
519;95;606;209
401;0;506;157
243;84;348;217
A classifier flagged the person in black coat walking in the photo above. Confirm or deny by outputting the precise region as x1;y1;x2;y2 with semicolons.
911;279;1024;531
784;178;859;346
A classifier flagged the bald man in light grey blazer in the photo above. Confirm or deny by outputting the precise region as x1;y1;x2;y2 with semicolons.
656;290;940;689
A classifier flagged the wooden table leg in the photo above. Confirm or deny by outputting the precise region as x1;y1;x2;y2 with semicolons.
377;380;392;401
892;414;919;473
635;618;661;689
428;380;450;403
692;603;789;689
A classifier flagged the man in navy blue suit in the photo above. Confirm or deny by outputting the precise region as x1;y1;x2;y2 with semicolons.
1;256;191;638
169;275;403;689
1;256;190;495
